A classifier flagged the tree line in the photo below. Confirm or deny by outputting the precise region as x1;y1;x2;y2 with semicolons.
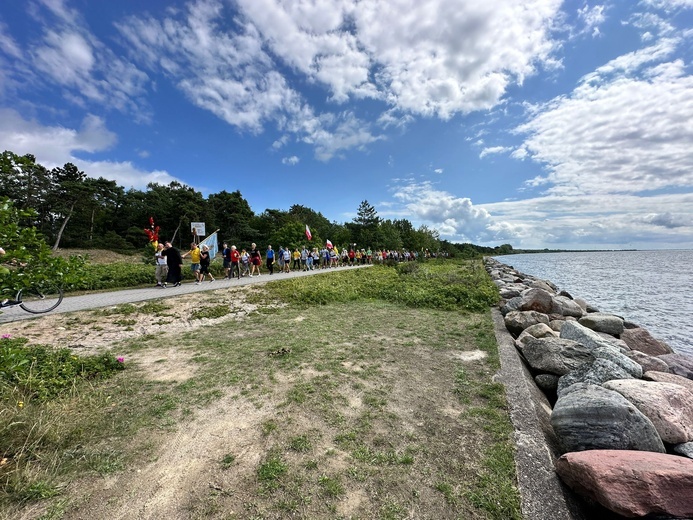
1;150;511;258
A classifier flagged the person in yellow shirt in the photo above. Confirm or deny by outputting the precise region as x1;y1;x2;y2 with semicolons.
182;242;202;284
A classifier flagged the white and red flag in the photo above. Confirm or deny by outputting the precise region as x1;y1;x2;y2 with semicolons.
326;239;333;249
305;225;312;241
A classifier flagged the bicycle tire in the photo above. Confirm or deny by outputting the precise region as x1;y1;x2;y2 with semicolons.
18;285;64;314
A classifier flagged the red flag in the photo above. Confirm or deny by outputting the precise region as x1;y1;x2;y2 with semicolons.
326;239;333;249
305;225;312;241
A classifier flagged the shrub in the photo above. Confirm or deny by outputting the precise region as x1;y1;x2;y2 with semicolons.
0;336;125;401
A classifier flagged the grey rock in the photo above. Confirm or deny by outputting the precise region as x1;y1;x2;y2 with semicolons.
504;310;550;336
551;383;665;453
522;337;596;376
516;323;557;345
579;313;624;336
560;320;624;352
593;347;642;378
557;358;635;397
674;442;693;459
621;327;673;356
603;380;693;444
500;296;522;316
551;295;585;318
528;279;557;293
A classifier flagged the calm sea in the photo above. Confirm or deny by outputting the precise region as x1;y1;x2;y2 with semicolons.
492;250;693;356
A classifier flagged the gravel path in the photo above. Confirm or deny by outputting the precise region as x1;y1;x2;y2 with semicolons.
0;264;371;324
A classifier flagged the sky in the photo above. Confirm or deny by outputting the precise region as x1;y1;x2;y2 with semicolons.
0;0;692;250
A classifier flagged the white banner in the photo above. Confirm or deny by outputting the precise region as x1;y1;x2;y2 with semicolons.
191;222;205;237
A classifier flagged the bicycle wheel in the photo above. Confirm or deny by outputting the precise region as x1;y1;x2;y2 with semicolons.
18;285;64;314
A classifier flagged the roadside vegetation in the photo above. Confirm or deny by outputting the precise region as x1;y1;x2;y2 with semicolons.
0;258;521;519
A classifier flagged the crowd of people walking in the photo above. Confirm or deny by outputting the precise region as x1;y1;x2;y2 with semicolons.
154;241;425;287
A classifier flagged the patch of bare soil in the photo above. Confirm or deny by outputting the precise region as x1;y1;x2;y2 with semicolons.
0;288;266;382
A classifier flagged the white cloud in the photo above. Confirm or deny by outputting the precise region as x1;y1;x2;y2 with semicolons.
391;181;521;243
0;108;179;190
282;155;299;165
479;146;513;159
577;4;606;37
434;168;443;174
515;43;693;196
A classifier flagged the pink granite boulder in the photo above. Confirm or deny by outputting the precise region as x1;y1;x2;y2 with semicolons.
621;326;673;356
602;380;693;444
555;450;693;518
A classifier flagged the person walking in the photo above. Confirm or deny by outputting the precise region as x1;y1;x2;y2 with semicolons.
199;244;216;283
266;245;275;275
250;243;262;276
162;241;183;287
230;245;241;279
240;248;250;277
182;242;202;284
154;243;168;287
222;242;231;278
282;246;291;273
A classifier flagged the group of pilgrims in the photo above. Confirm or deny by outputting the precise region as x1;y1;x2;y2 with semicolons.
221;243;422;278
153;240;426;287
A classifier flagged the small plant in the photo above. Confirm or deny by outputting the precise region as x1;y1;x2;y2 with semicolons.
191;305;231;320
220;453;235;469
288;435;312;452
257;453;287;484
317;474;344;497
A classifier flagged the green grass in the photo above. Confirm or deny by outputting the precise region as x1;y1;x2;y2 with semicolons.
0;259;522;519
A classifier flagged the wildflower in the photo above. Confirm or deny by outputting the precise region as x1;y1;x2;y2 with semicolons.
116;357;124;363
17;401;24;409
1;334;11;339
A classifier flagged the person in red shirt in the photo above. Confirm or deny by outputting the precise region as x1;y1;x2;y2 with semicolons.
230;245;241;279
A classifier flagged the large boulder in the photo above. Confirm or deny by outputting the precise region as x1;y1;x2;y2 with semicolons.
658;353;693;380
578;313;624;336
535;374;559;393
555;450;693;518
592;347;642;378
551;295;584;318
551;383;665;453
603;380;693;444
515;323;557;349
560;320;625;352
624;350;669;374
521;337;595;376
557;358;635;397
643;370;693;394
621;326;673;356
518;287;554;314
503;310;549;336
500;296;522;316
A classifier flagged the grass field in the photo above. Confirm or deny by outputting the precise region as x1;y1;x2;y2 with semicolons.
0;259;521;520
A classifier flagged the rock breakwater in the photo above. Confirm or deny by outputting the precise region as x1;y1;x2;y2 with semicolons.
486;257;693;519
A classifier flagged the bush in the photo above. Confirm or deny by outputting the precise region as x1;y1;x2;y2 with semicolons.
267;258;499;312
0;336;125;401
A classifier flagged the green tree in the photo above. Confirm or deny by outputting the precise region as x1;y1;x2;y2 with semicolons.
0;198;86;292
209;190;257;246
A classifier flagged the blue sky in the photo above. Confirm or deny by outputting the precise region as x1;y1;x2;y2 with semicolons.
1;0;692;249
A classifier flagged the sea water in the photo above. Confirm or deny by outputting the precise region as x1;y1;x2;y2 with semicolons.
493;250;693;356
